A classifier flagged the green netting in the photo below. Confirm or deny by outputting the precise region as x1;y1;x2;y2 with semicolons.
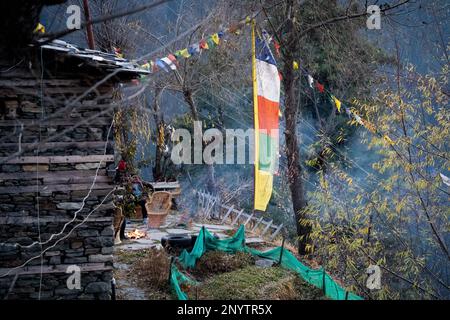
246;246;362;300
170;264;198;300
171;225;363;300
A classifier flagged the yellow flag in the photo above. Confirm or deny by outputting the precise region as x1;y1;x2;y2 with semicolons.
141;62;151;70
333;95;342;113
34;23;45;34
211;33;220;45
180;48;191;58
293;61;299;70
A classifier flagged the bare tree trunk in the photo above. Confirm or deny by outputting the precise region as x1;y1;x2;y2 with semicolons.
152;88;164;181
183;88;217;193
282;0;311;255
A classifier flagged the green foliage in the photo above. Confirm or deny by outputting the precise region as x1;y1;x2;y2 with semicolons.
307;62;449;299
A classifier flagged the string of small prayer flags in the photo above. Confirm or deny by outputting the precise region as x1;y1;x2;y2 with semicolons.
135;16;255;75
298;62;395;146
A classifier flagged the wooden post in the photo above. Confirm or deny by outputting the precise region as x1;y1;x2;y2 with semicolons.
167;256;174;284
278;236;285;265
111;277;116;301
322;269;326;296
202;226;206;250
82;0;95;50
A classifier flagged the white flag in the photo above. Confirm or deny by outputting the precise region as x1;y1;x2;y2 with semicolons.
440;173;450;187
307;75;314;88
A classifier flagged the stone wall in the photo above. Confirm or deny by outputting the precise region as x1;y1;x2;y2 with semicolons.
0;68;117;299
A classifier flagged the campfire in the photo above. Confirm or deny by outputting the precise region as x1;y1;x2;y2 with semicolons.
126;229;147;240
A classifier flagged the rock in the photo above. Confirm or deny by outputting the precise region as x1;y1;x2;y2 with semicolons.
1;165;20;173
44;250;60;257
84;282;109;294
22;164;49;172
20;101;40;113
55;288;80;295
65;248;84;257
77;229;99;237
30;291;54;299
71;241;83;249
49;256;61;265
64;257;87;264
89;254;113;263
101;226;113;236
255;259;275;268
75;163;100;170
56;202;83;210
101;246;114;255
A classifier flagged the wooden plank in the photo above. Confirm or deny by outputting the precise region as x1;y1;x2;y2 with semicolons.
0;215;113;225
0;263;112;276
231;209;245;225
261;220;273;236
252;216;265;232
0;170;107;180
0;141;112;150
244;213;254;226
0;79;83;87
221;205;235;224
0;183;113;194
42;175;111;185
148;181;180;189
0;118;112;127
1;155;114;164
270;224;284;241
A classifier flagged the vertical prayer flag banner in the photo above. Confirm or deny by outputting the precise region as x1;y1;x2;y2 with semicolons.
252;21;280;212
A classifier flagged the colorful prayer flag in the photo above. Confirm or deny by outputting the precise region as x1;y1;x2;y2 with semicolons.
188;43;200;56
141;62;151;71
274;40;281;57
160;54;177;70
332;95;342;113
211;33;220;45
200;39;209;50
34;23;45;34
156;59;168;72
440;173;450;187
206;37;215;49
180;48;191;58
315;81;325;93
252;21;280;212
307;75;314;88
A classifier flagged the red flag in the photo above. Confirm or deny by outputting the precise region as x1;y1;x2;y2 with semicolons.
274;40;281;57
315;81;325;93
199;39;209;50
168;54;179;67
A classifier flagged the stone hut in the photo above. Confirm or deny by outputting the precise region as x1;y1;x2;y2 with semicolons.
0;11;148;299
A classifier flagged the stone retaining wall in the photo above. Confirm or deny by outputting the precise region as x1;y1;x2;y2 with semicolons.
0;67;117;299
